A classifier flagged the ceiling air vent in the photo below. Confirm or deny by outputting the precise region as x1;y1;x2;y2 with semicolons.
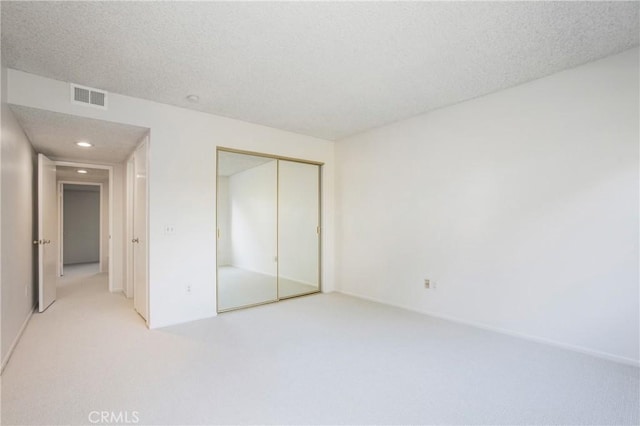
70;84;108;109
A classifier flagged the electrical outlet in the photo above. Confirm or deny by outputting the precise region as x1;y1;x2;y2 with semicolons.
424;279;430;289
186;284;191;294
164;225;176;235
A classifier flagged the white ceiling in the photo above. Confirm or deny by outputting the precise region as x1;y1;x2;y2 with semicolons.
57;166;109;184
2;2;638;141
9;106;148;163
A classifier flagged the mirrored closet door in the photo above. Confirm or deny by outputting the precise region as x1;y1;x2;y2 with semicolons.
216;149;321;312
278;160;320;299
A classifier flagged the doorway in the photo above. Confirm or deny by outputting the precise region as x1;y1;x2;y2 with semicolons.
55;164;113;290
60;182;102;276
35;158;115;312
14;106;150;319
35;150;148;323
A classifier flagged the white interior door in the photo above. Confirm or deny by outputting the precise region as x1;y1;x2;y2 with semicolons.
125;157;135;298
38;153;58;312
133;139;149;321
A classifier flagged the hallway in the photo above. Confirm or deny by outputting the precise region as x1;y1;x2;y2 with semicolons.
1;264;146;424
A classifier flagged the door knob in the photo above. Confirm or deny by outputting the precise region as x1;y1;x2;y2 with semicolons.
132;238;139;243
33;240;41;245
44;239;51;244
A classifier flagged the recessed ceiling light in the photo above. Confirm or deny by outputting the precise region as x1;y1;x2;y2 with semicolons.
186;94;200;103
76;141;93;148
77;169;88;174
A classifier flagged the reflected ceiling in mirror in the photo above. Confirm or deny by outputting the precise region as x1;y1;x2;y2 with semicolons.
217;151;275;176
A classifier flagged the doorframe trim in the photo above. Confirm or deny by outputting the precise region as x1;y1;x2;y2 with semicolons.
217;146;325;166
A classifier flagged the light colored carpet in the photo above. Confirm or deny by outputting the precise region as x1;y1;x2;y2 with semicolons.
1;267;638;425
59;262;100;283
217;266;318;311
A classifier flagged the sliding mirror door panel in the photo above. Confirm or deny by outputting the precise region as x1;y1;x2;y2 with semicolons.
217;151;277;311
278;160;320;298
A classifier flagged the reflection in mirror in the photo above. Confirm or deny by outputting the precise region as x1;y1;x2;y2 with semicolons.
278;160;320;298
217;151;277;311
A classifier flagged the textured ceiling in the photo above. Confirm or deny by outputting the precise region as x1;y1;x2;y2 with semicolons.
2;1;638;140
9;106;148;163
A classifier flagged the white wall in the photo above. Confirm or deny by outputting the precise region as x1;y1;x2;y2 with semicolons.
6;69;335;328
336;48;639;364
229;161;277;275
63;188;100;265
216;176;231;266
278;160;320;285
1;66;37;368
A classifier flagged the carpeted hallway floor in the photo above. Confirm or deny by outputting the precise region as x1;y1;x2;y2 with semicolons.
1;265;638;425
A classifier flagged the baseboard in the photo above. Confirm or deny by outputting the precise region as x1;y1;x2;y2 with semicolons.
149;311;217;330
337;290;640;368
278;273;317;288
1;304;37;374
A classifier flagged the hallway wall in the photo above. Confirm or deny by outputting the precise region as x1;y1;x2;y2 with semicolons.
1;65;37;369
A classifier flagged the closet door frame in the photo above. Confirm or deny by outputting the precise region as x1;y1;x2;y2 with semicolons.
216;147;323;313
